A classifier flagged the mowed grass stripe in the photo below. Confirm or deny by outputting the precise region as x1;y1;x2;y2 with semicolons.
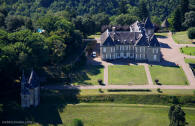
59;104;195;126
180;47;195;56
149;65;188;85
108;65;148;85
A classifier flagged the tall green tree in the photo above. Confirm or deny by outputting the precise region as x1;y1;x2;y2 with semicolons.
180;0;189;23
138;1;149;20
182;11;195;28
169;105;186;126
119;0;128;14
172;7;182;31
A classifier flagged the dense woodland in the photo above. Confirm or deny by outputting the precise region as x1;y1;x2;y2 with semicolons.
0;0;195;93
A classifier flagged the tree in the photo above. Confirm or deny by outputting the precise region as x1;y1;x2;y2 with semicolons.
40;0;54;8
37;16;58;33
183;11;195;28
188;27;195;40
138;1;149;21
46;35;66;63
172;7;182;31
119;0;128;14
0;13;5;27
180;0;189;23
73;15;96;36
92;13;110;32
5;16;25;32
110;14;138;26
169;105;186;126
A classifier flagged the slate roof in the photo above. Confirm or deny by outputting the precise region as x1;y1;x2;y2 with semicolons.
161;18;169;28
149;35;160;47
21;69;40;95
144;17;154;29
130;21;145;32
136;34;149;46
102;35;115;46
101;17;160;47
28;70;39;88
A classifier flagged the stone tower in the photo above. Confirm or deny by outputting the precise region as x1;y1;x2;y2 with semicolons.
21;70;40;108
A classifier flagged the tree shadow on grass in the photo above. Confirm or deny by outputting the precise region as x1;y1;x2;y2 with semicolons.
71;65;104;85
1;89;80;126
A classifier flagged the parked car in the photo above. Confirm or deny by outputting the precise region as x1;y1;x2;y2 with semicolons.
92;51;96;57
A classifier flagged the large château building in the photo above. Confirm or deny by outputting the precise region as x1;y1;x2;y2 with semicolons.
21;70;40;108
100;17;161;62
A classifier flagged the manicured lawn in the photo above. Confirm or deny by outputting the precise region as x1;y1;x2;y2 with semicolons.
108;65;148;85
155;32;168;37
72;65;104;85
172;31;195;44
149;65;188;85
59;103;195;126
180;47;195;56
185;58;195;64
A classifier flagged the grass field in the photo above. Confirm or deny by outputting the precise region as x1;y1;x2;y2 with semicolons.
108;65;148;85
155;32;168;37
72;65;104;85
149;65;188;85
58;103;195;126
185;58;195;64
172;31;195;44
180;47;195;56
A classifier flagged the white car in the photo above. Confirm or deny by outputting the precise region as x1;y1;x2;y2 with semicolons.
92;51;96;57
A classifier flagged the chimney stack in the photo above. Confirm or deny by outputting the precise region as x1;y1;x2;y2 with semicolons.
112;27;116;32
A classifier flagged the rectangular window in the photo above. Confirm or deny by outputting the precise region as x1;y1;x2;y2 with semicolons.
111;47;112;52
103;48;106;53
156;48;158;53
154;55;157;60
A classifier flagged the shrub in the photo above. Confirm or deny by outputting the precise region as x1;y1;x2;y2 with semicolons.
155;79;159;84
98;88;103;93
188;27;195;39
72;119;84;126
157;88;162;93
98;79;103;85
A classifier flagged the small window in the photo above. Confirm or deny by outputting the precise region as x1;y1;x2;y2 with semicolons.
154;55;157;60
103;48;106;53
